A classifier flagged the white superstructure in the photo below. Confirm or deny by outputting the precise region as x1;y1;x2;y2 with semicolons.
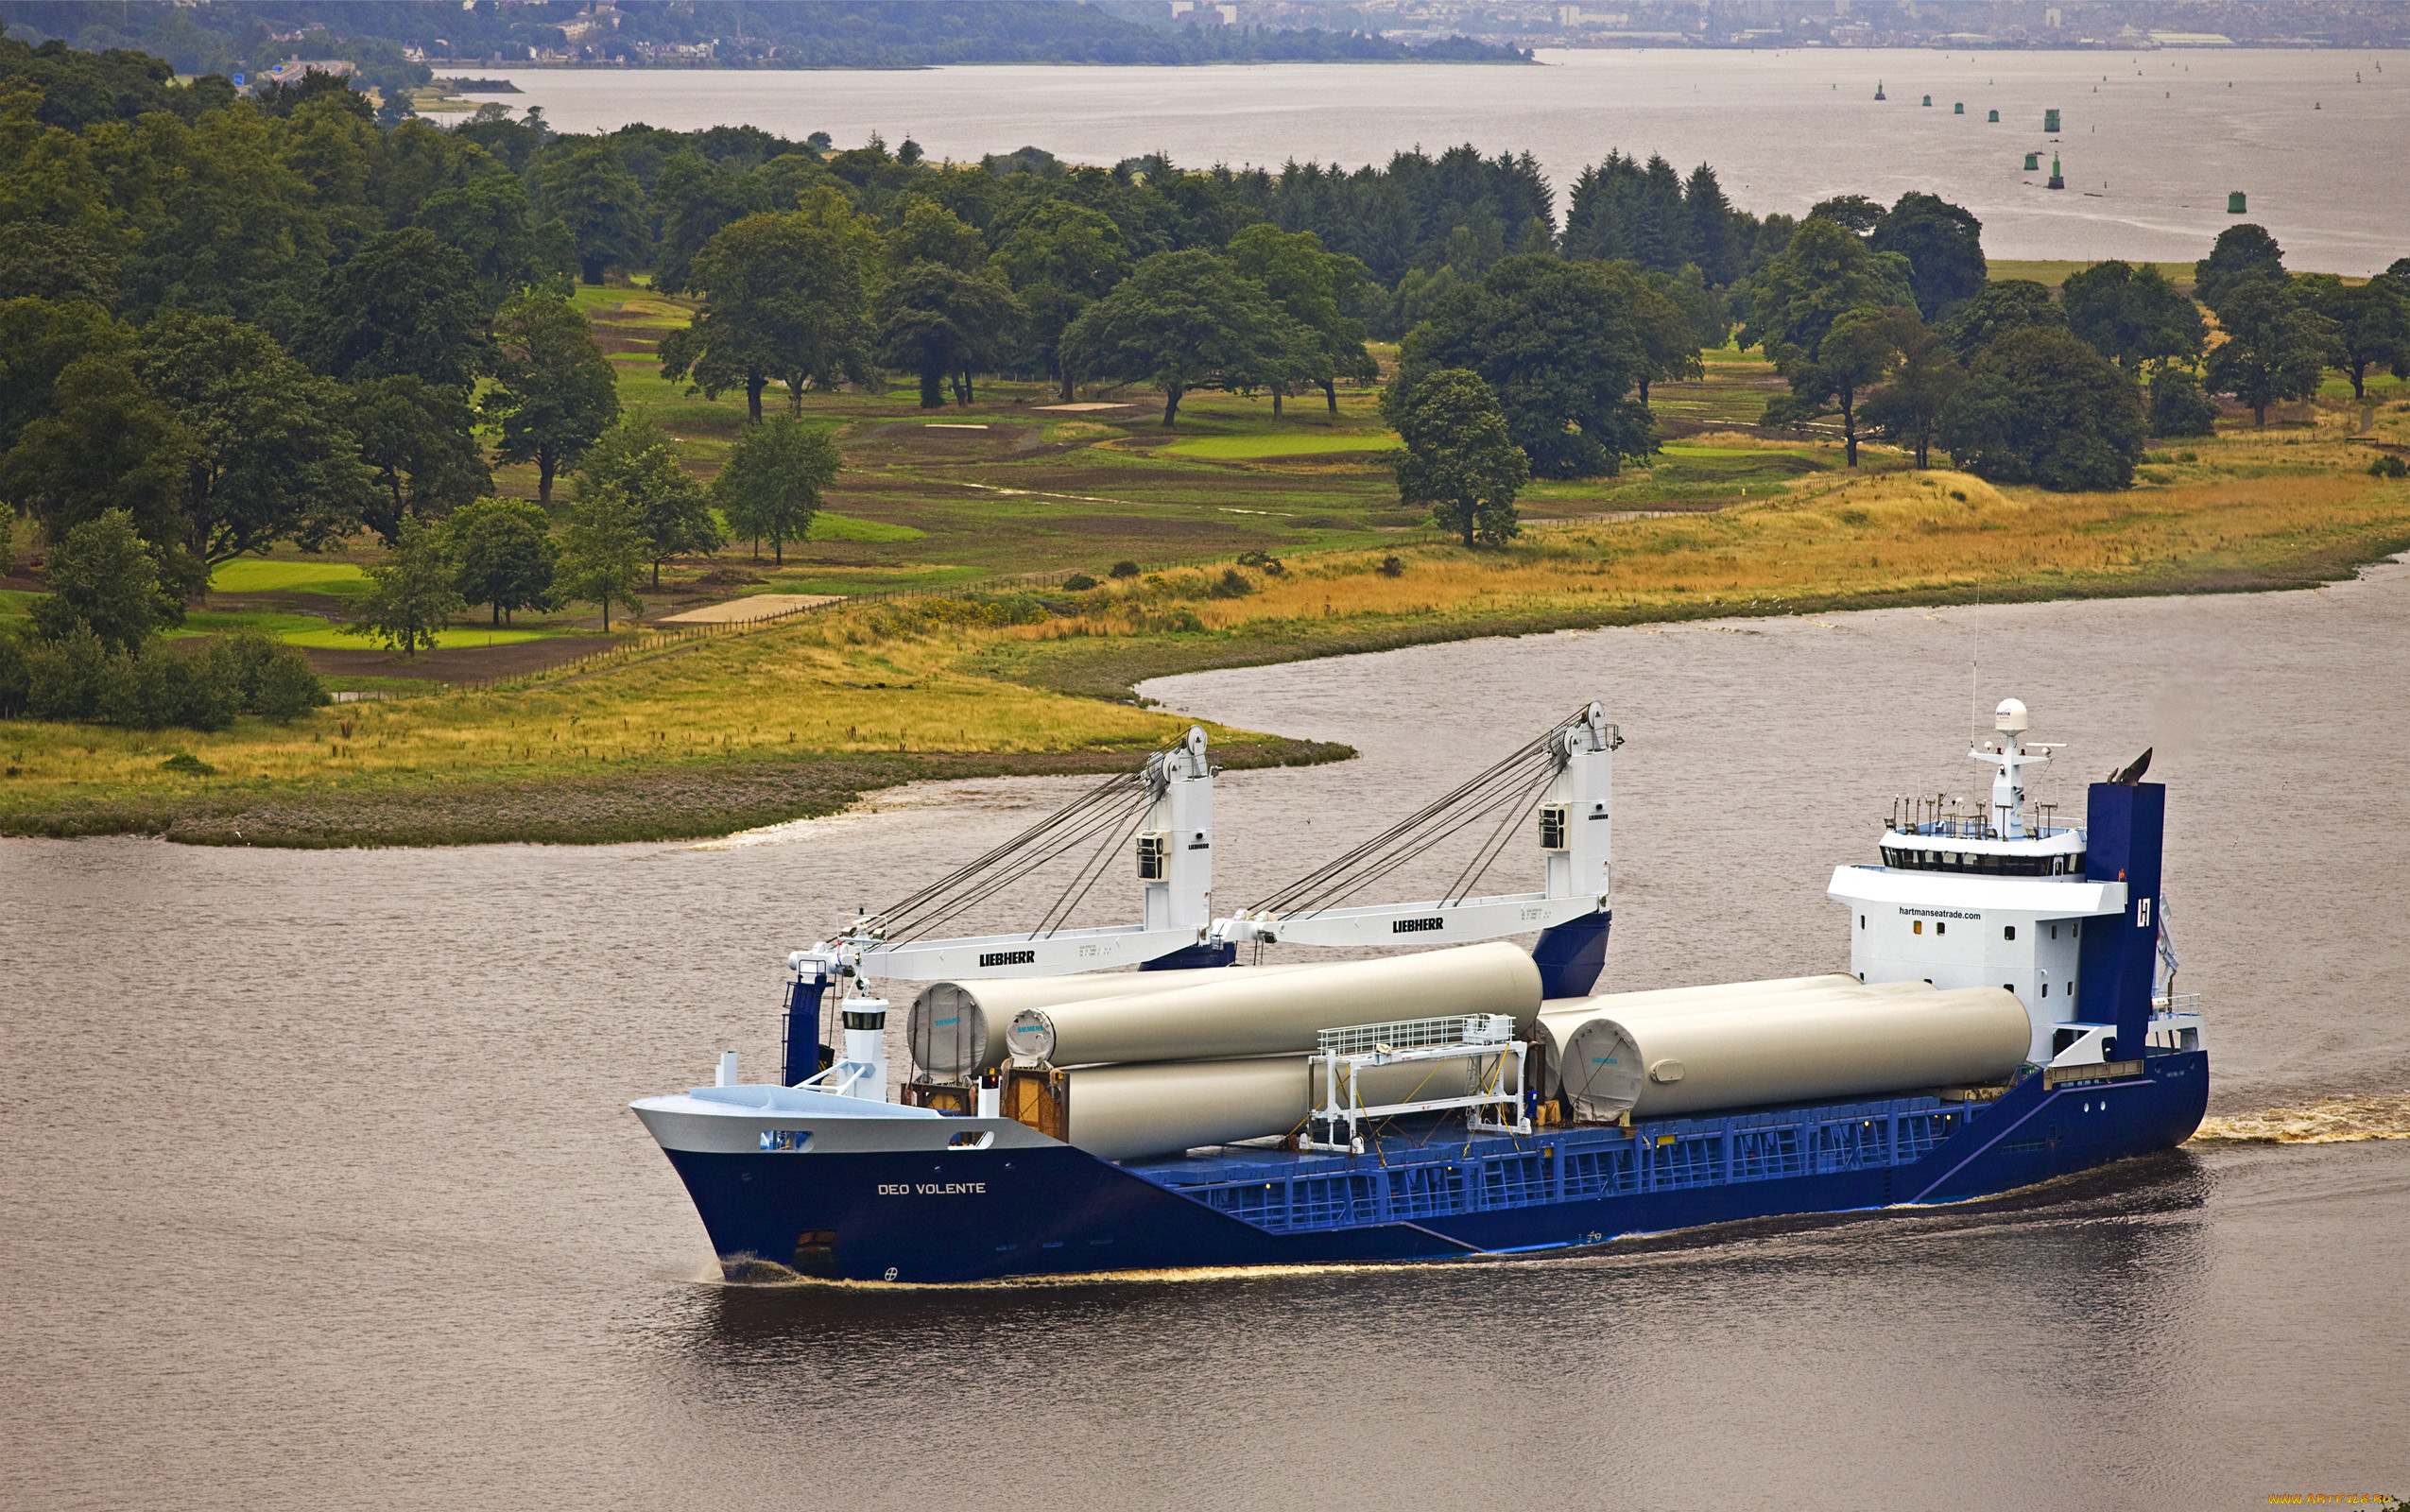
1827;698;2201;1066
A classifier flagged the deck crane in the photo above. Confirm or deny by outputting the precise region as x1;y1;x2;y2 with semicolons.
780;705;1621;1087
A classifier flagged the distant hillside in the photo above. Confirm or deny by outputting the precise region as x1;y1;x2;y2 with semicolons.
0;1;1533;73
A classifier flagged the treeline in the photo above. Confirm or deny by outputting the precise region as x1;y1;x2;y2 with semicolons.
0;0;1531;72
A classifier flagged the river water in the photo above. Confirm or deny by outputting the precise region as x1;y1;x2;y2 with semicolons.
493;47;2410;274
5;560;2408;1508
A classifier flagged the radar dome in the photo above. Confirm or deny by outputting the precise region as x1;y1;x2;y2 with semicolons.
1993;697;2030;735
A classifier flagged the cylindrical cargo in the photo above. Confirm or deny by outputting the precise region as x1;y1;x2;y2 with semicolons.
1062;1053;1516;1162
1539;977;1937;1095
1007;941;1542;1067
1555;987;2030;1122
907;965;1312;1075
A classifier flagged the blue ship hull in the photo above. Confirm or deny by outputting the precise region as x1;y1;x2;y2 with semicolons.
658;1048;2208;1284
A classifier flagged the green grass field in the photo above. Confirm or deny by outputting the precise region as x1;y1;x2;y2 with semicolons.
208;559;370;594
806;511;927;542
1160;431;1400;458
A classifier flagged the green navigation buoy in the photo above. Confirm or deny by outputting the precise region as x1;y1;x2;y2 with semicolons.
2047;153;2065;190
2043;107;2061;132
1922;94;1933;107
1988;109;1999;122
2024;151;2040;171
1954;101;1965;114
2228;190;2247;214
1875;80;1886;99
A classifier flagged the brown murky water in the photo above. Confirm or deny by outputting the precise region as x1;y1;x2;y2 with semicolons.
6;563;2409;1509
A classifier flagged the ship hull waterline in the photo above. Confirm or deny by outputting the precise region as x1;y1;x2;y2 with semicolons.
641;1051;2207;1285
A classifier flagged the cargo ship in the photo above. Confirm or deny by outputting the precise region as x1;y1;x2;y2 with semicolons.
631;700;2207;1284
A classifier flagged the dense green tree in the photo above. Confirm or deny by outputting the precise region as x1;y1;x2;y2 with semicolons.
1857;310;1966;469
412;169;577;317
1385;368;1529;547
1741;216;1916;362
0;353;191;576
1937;279;2065;365
1805;195;1886;236
2195;223;2288;313
309;227;489;386
446;496;559;626
558;480;646;632
875;262;1025;409
2203;281;2342;425
648;148;766;295
346;375;491;543
989;200;1129;400
1398;254;1657;478
1764;305;1900;468
659;194;879;421
577;417;720;587
1627;271;1706;405
483;292;619;506
1060;249;1289;427
886;195;988;272
1227;224;1378;415
112;104;330;335
1681;163;1744;287
1868;192;1987;320
1937;328;2145;490
2299;274;2410;401
712;415;838;565
344;513;463;656
0;221;121;305
0;296;129;455
2060;260;2205;373
136;309;372;565
2146;368;2222;437
534;138;646;285
27;507;181;652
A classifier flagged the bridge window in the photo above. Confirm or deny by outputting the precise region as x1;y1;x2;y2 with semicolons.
2004;925;2017;941
1936;921;1947;936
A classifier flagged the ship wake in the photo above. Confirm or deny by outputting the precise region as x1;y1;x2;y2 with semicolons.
2190;1092;2410;1145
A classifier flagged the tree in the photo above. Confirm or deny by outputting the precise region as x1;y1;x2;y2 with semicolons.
1805;195;1886;236
0;296;131;457
1227;224;1379;416
136;309;372;567
2202;281;2341;426
1386;369;1529;547
1937;328;2145;490
1741;216;1917;362
308;228;490;387
2060;260;2206;373
712;414;837;564
2146;369;2221;437
413;168;577;317
558;480;646;631
346;376;491;543
534;138;645;285
1627;272;1706;404
2300;275;2410;401
1937;279;2065;365
1059;249;1289;427
1681;163;1744;287
1398;254;1658;478
483;292;619;506
885;195;988;273
344;514;464;657
447;496;559;626
1858;310;1966;469
28;507;181;652
0;351;193;590
577;417;720;587
875;262;1025;408
659;197;879;421
1869;192;1988;321
989;201;1129;401
1764;305;1899;468
2195;223;2287;313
